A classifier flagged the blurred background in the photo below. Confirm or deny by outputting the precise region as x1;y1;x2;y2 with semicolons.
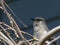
0;0;60;45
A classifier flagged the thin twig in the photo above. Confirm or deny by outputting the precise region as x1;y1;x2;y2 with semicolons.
0;31;14;45
4;1;28;28
0;25;16;45
21;31;34;38
48;36;60;45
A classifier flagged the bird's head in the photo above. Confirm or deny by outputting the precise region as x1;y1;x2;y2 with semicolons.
31;17;45;22
31;17;45;27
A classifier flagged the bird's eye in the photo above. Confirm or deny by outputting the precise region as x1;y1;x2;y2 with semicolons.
35;19;43;21
35;23;38;26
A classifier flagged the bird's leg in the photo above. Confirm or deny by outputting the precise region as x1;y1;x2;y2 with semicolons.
33;37;39;41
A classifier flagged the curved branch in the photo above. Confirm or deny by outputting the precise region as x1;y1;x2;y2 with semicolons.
39;25;60;45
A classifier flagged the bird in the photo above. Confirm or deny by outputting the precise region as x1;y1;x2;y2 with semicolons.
32;17;49;39
31;17;56;45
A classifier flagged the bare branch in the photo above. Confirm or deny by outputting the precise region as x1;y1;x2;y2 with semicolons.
48;36;60;45
0;31;14;45
38;25;60;45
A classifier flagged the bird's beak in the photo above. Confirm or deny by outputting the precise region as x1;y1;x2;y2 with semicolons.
31;18;35;21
